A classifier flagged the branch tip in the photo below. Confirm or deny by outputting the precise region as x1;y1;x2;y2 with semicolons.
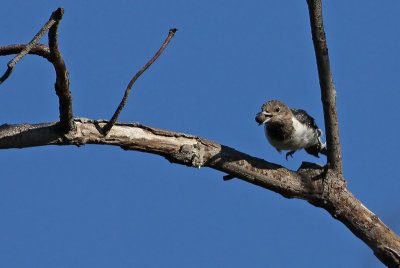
0;68;12;85
51;7;64;21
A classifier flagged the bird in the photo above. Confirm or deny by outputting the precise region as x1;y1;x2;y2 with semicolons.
255;100;327;160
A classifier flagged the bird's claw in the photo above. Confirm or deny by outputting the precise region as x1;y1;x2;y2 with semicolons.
285;151;296;160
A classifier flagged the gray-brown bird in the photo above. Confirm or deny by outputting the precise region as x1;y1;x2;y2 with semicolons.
255;100;327;160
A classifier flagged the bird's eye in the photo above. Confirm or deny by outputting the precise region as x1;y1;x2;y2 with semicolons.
275;107;280;112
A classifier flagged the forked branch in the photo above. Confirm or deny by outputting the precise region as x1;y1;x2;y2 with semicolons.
1;5;399;267
0;14;57;84
0;120;399;268
0;7;74;132
306;1;400;266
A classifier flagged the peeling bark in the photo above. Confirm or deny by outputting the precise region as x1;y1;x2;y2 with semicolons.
0;119;399;267
1;4;399;267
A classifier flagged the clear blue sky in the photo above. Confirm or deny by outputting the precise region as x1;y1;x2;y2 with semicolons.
0;1;399;267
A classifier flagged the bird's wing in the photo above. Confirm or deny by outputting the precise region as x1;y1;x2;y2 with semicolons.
291;108;319;133
292;108;327;157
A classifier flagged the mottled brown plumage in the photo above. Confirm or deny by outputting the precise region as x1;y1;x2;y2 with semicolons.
255;100;327;159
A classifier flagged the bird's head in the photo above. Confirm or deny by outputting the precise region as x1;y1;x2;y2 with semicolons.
255;100;291;125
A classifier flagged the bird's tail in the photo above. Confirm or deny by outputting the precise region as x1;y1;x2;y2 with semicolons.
305;128;327;157
305;142;326;157
319;143;327;156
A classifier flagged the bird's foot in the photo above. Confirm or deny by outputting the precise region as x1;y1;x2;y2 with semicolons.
285;151;296;160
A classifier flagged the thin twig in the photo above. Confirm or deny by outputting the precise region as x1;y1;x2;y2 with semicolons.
306;0;342;174
103;28;178;135
0;11;59;85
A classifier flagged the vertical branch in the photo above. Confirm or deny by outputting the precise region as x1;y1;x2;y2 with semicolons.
48;8;75;132
306;0;342;174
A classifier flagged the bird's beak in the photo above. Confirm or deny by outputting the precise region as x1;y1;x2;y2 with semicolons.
255;111;272;125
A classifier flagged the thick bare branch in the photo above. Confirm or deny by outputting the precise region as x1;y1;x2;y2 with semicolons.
0;119;399;267
306;0;342;174
48;8;74;132
0;119;327;200
103;28;178;135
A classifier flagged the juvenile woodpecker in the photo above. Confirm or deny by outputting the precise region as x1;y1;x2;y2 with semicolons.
255;100;327;160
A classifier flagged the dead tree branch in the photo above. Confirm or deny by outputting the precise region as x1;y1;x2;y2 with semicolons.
48;8;74;132
1;5;399;267
0;14;57;84
0;8;74;133
103;28;178;135
0;44;51;61
306;1;400;266
0;119;399;267
306;0;342;174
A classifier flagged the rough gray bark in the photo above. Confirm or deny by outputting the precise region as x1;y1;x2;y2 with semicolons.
0;119;399;267
307;0;342;174
305;1;400;266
